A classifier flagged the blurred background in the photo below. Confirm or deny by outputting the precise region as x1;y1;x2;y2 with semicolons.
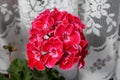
0;0;120;80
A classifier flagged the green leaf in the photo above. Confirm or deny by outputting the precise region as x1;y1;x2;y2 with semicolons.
0;74;8;80
7;59;27;80
22;67;32;80
7;59;26;74
59;76;65;80
7;59;65;80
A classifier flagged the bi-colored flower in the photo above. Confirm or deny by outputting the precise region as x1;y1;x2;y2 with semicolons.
26;8;88;71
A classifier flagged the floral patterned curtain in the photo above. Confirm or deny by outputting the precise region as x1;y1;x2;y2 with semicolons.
0;0;28;73
78;0;120;80
0;0;120;80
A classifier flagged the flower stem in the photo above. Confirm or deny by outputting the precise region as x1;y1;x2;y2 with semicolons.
8;51;12;78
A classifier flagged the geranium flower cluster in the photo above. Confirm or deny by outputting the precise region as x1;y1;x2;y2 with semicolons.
26;8;88;71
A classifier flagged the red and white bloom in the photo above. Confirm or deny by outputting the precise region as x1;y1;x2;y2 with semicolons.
26;8;88;71
26;43;45;70
41;37;63;68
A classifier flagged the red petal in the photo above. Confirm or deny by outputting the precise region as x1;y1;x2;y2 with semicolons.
30;28;46;37
50;37;63;49
63;42;72;50
32;21;45;29
54;24;65;37
29;35;43;48
62;17;69;25
51;8;64;21
70;31;80;44
26;43;32;51
26;50;35;59
40;9;50;15
55;50;64;58
78;60;85;68
45;56;58;68
80;40;88;49
36;61;45;71
78;50;88;68
26;43;41;55
74;53;81;63
59;55;74;70
74;16;86;29
35;9;50;22
66;45;78;54
82;50;88;59
42;41;52;52
41;54;50;64
48;17;54;28
66;13;74;22
65;24;74;35
28;59;36;70
80;32;86;40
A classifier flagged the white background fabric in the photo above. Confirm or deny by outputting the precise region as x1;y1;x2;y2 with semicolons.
0;0;120;80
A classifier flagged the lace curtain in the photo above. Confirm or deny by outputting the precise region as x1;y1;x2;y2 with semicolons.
0;0;120;80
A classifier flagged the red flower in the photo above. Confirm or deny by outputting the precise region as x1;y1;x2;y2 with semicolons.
55;24;80;44
78;50;88;68
51;8;67;23
29;34;43;48
31;9;54;37
78;33;88;68
26;8;88;71
59;53;74;70
41;37;63;68
26;43;45;70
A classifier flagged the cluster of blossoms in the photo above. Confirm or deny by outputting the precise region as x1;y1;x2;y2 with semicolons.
26;8;88;71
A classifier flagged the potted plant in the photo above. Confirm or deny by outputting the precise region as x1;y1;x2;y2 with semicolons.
0;8;88;80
